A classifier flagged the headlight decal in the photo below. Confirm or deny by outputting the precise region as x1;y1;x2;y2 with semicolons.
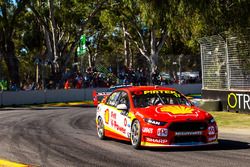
208;117;215;124
144;118;167;126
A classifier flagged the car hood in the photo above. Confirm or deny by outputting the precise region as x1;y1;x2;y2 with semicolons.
134;105;211;122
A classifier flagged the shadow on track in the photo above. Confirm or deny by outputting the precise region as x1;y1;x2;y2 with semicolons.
144;139;250;152
101;138;250;152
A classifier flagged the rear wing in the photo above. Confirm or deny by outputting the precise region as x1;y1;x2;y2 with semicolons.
93;84;132;106
92;90;112;106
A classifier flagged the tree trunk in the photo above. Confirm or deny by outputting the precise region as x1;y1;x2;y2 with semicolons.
151;27;159;70
129;41;133;68
49;0;58;64
123;22;130;67
3;40;20;87
88;53;94;67
0;0;29;88
42;22;58;77
148;28;157;84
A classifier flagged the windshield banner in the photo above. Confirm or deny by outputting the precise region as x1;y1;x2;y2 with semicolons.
133;90;181;97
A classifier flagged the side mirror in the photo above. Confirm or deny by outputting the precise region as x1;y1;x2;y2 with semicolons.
191;99;200;107
117;104;128;111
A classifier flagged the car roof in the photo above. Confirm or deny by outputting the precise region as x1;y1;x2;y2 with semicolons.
116;86;177;92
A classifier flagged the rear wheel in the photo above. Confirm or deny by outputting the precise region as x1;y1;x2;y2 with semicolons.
97;117;105;139
131;119;141;149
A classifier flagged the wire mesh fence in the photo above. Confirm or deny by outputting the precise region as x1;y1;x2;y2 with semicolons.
199;33;250;90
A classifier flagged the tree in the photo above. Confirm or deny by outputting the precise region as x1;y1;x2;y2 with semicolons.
28;0;107;85
0;0;30;87
111;0;171;83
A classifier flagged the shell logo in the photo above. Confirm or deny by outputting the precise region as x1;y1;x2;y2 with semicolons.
158;106;194;115
105;109;109;124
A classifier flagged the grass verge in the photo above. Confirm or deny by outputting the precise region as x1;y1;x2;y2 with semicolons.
210;111;250;129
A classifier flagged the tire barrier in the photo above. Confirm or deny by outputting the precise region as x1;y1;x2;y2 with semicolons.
192;99;222;111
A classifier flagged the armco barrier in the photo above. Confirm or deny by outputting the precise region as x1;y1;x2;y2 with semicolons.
2;90;45;106
45;89;85;103
0;85;201;106
44;88;108;103
0;91;2;106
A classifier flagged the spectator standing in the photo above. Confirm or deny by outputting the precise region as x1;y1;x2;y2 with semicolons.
64;79;70;89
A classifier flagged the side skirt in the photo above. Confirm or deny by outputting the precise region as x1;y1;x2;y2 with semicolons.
105;129;130;142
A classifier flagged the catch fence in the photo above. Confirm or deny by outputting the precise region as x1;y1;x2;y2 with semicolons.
199;34;250;90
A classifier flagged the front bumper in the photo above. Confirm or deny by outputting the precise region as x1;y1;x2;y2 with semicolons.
140;124;218;147
141;139;218;147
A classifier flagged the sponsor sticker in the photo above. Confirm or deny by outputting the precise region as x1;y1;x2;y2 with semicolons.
135;112;144;118
142;127;153;134
157;128;168;137
124;118;127;127
208;136;217;142
105;109;109;124
175;131;202;136
208;126;215;135
97;92;111;96
147;119;161;126
133;91;143;95
146;137;168;144
228;92;250;110
108;110;126;134
158;106;194;115
143;90;180;97
111;111;116;119
111;120;126;134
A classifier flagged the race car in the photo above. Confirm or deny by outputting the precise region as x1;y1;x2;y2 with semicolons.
96;86;218;149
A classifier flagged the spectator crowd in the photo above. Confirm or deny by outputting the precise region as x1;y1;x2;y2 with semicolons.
1;66;201;91
61;66;201;89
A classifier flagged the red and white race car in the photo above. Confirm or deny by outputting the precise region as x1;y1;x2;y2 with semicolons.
96;86;218;149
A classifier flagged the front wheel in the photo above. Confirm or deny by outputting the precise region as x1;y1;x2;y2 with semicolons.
97;117;105;140
131;119;141;149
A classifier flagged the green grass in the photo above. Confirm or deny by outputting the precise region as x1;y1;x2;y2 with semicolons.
210;111;250;129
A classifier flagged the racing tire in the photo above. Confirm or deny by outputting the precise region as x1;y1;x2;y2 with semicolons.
131;119;141;149
97;116;105;140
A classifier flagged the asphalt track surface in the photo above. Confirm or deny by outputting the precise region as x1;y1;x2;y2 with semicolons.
0;107;250;167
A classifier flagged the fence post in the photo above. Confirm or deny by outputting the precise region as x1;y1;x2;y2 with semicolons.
200;44;205;89
225;38;230;90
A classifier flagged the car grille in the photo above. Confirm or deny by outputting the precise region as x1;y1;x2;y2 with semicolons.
174;136;206;144
168;121;207;131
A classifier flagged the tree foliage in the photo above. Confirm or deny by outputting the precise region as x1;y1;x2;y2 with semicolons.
0;0;249;87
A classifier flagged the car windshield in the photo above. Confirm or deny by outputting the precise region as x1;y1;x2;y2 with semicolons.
132;89;192;108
